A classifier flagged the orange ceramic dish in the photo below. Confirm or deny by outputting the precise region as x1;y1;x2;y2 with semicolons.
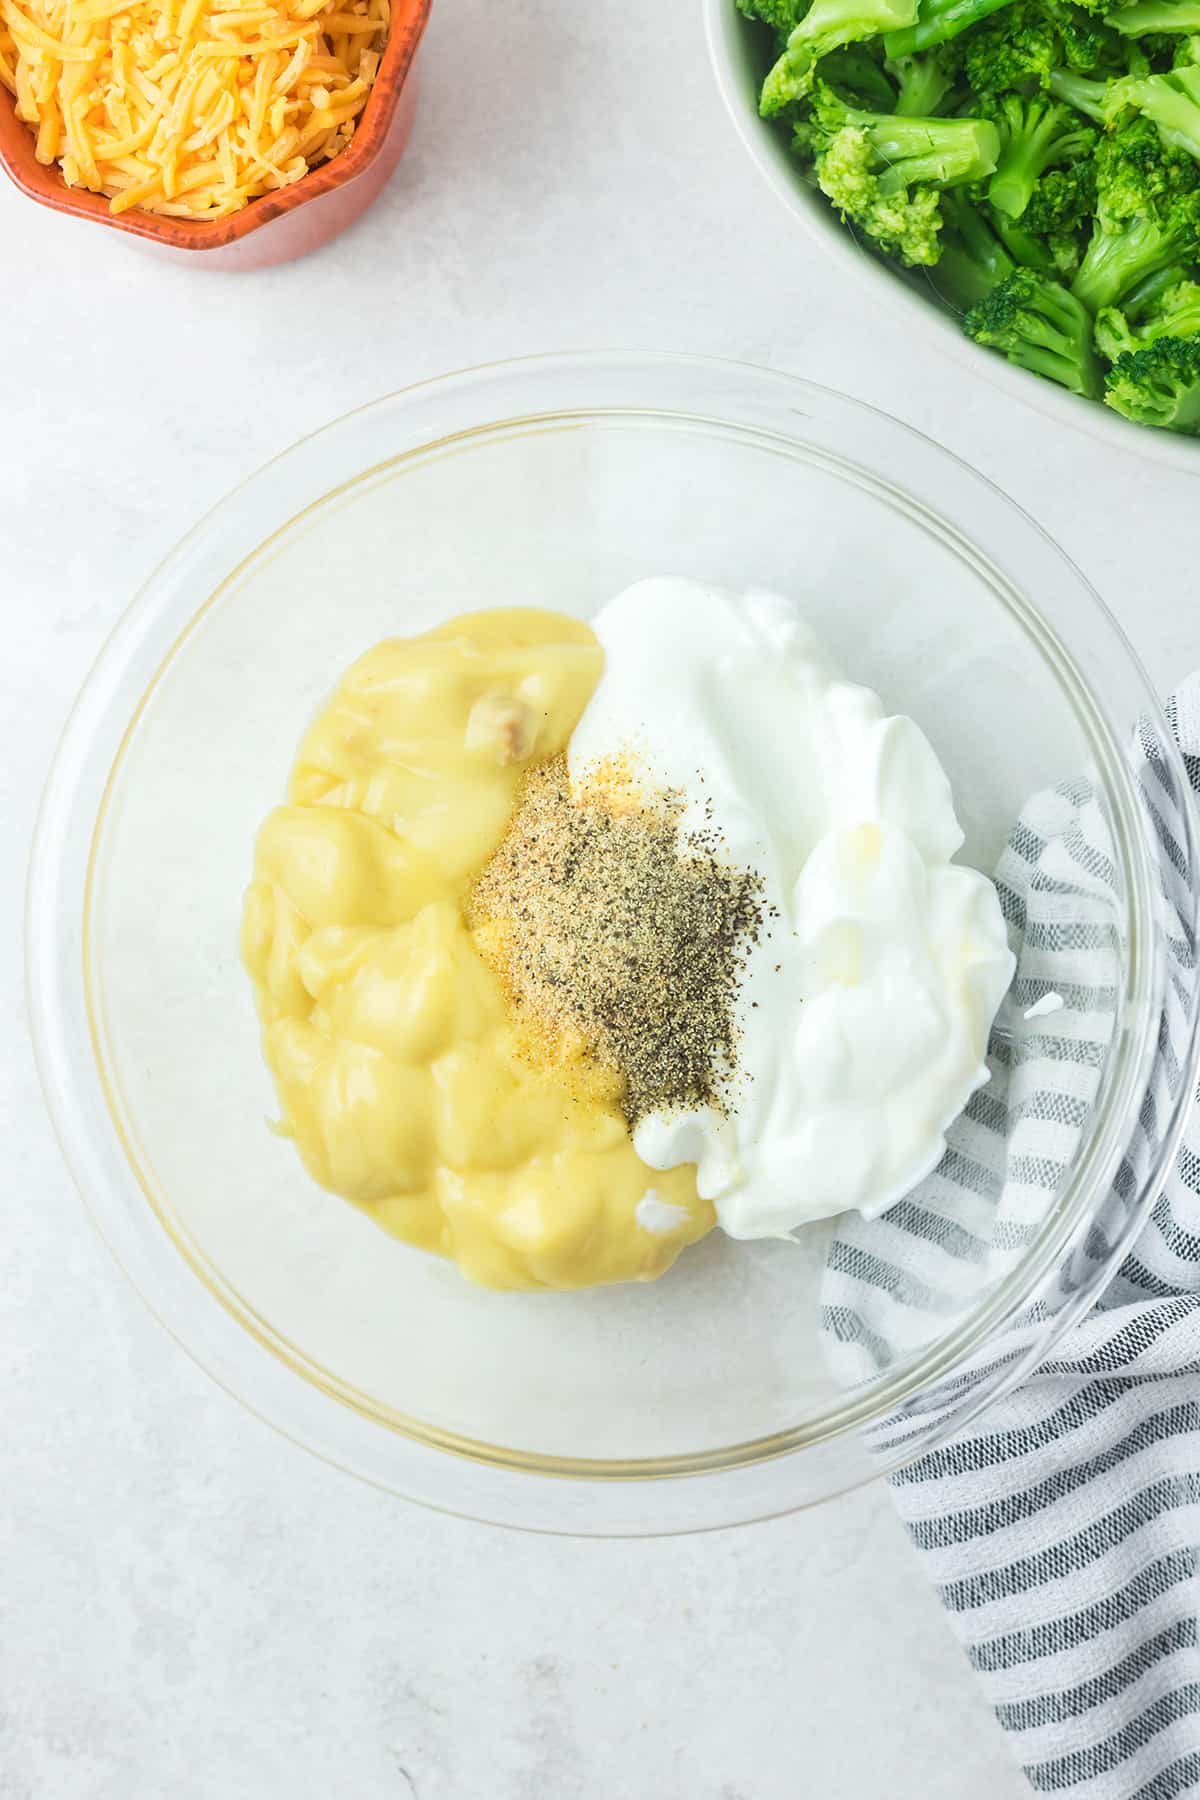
0;0;429;267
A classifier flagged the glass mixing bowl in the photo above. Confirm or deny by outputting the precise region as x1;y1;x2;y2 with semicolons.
27;353;1200;1533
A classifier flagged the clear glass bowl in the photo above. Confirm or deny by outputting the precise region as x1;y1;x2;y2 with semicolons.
27;353;1200;1533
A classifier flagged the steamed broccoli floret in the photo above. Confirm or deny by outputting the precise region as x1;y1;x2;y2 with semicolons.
988;204;1063;269
801;85;1000;263
928;192;1016;306
1021;162;1099;270
979;135;1099;280
1114;62;1200;154
985;95;1097;218
885;44;962;110
883;0;1015;56
1103;334;1200;423
964;266;1103;393
734;0;1200;434
1058;0;1127;20
1047;67;1116;119
1074;197;1200;304
1114;33;1184;68
1095;274;1200;351
1120;259;1196;306
759;0;920;111
817;44;901;104
1071;115;1200;308
1042;0;1130;66
809;84;1002;183
1092;111;1199;206
810;129;945;261
963;2;1062;90
965;0;1119;90
1025;162;1098;233
1104;0;1200;32
736;0;808;34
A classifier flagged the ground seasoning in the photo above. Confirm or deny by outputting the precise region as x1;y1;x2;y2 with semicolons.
468;753;769;1126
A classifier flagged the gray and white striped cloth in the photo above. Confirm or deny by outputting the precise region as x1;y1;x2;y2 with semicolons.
825;676;1200;1798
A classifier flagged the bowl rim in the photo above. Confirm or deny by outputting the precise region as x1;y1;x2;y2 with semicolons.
0;0;430;249
701;0;1200;476
26;350;1200;1532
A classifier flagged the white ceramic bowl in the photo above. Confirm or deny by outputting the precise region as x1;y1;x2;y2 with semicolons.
703;0;1200;472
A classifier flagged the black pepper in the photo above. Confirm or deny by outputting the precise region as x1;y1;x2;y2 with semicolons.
468;754;768;1128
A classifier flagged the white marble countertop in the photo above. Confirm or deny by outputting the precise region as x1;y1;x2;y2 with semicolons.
4;0;1196;1793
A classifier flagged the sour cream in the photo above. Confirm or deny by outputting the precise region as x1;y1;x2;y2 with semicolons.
567;579;1015;1237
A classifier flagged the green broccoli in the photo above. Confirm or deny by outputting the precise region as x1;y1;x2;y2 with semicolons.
883;0;1015;57
1072;202;1200;307
964;0;1120;90
1025;162;1098;235
963;3;1063;90
1103;334;1200;423
988;204;1064;269
1056;0;1131;19
1095;274;1200;352
1121;259;1196;306
1074;198;1200;305
801;85;1001;263
928;192;1016;306
1071;115;1200;308
1042;0;1130;67
736;0;808;34
1104;0;1200;31
810;130;945;261
985;95;1097;218
964;266;1103;393
1046;68;1115;119
734;0;1200;434
1113;62;1200;154
759;0;920;112
885;45;962;110
1113;34;1186;68
808;83;1002;182
818;44;901;105
1093;112;1199;205
1021;162;1099;271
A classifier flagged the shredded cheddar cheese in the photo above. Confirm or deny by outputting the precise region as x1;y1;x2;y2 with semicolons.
0;0;388;217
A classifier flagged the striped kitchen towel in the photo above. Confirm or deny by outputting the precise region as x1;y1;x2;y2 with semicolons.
826;676;1200;1799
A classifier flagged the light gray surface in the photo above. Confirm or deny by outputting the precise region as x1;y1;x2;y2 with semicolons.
3;0;1195;1794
